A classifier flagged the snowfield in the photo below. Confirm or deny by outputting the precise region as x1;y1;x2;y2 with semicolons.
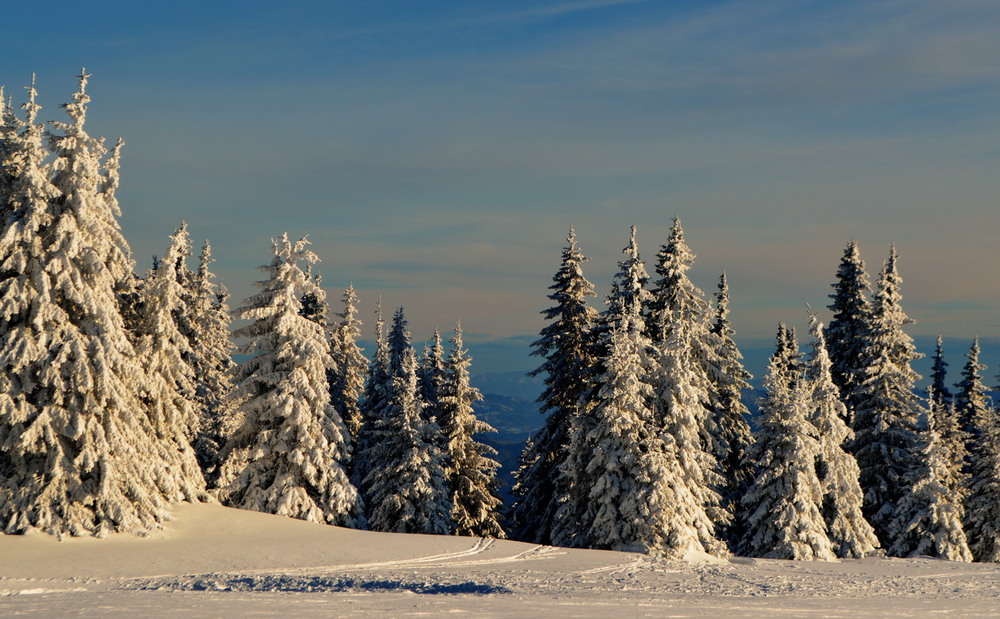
2;504;999;617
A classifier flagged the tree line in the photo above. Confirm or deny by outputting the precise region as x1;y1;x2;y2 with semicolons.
512;223;1000;562
2;73;998;564
0;73;504;539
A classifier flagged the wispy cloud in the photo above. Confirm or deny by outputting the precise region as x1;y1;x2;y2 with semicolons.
427;0;654;30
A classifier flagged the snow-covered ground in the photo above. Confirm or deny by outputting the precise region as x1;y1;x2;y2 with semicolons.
2;503;999;618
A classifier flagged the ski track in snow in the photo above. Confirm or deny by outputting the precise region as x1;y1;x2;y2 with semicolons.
3;505;1000;617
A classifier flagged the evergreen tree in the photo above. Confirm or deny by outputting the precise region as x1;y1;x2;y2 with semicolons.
825;240;871;421
439;323;505;538
928;337;967;493
353;298;389;495
740;327;834;560
562;227;716;556
510;228;598;544
850;246;924;550
645;217;726;552
329;284;367;440
955;338;990;452
931;395;968;501
960;340;1000;562
189;240;235;487
886;417;972;561
776;324;803;390
0;84;16;215
418;328;447;428
133;226;208;498
569;321;709;556
0;72;192;536
552;226;654;548
360;308;452;534
218;235;361;527
805;315;879;558
709;273;754;547
931;336;953;403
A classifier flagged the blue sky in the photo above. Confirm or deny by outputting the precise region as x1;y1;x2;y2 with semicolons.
4;0;1000;378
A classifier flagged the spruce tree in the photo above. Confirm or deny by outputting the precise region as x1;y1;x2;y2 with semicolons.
931;336;953;403
353;299;389;495
510;228;598;544
552;226;655;549
562;227;715;555
959;340;1000;562
329;284;367;440
931;395;968;501
218;235;362;526
189;240;235;487
776;324;803;390
418;328;447;428
740;326;834;560
0;84;16;214
929;337;967;493
570;321;709;556
955;338;990;453
850;246;924;550
886;417;972;561
439;323;505;538
825;240;871;421
709;273;754;547
0;72;192;536
645;217;726;553
805;315;879;558
360;308;452;534
134;226;209;498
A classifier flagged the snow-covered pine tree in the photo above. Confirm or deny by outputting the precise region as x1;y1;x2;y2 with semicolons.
965;427;1000;562
573;319;711;556
438;323;505;538
291;266;359;455
709;272;754;547
352;298;389;493
218;234;362;527
510;228;599;544
0;72;190;536
805;315;879;558
825;240;872;422
133;226;209;499
955;338;990;455
740;327;835;561
360;308;452;534
164;221;195;300
418;328;447;428
552;226;652;548
565;228;716;556
0;78;51;226
329;284;367;440
931;336;953;404
0;84;15;212
931;394;968;502
886;416;972;561
778;324;804;389
644;217;726;553
959;339;1000;562
928;337;966;501
189;240;235;487
965;417;1000;562
850;245;925;551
